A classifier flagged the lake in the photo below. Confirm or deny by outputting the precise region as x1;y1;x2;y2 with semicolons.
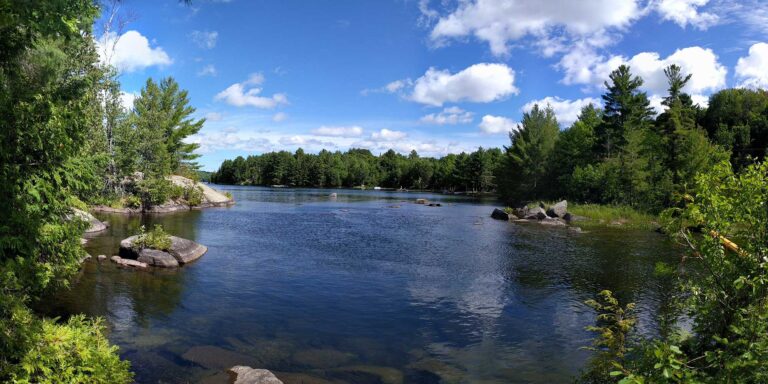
41;186;680;383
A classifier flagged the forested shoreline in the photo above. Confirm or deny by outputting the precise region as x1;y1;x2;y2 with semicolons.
212;65;768;215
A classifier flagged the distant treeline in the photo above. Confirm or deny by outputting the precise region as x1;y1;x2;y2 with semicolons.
211;147;503;192
212;64;768;212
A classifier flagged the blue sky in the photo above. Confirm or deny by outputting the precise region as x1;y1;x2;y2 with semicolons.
99;0;768;171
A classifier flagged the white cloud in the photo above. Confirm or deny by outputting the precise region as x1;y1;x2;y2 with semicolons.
204;112;223;121
278;135;335;148
214;74;288;109
190;30;218;49
428;0;641;56
420;106;474;125
559;46;726;97
197;64;217;77
735;42;768;89
189;129;273;154
370;129;407;141
311;126;364;137
478;115;518;134
655;0;718;29
272;112;288;122
386;80;408;93
409;63;518;106
522;96;601;126
120;91;137;111
97;30;172;72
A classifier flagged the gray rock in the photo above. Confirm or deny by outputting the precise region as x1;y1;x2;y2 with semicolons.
97;254;107;261
491;208;510;220
415;198;428;204
119;235;207;266
329;193;337;198
228;366;284;384
137;249;179;268
540;217;567;226
546;200;568;218
525;207;548;220
71;208;108;233
110;256;147;269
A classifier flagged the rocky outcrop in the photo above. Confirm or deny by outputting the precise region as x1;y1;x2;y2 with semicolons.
167;175;234;208
119;235;207;268
71;208;108;233
496;200;575;229
546;200;568;218
228;366;284;384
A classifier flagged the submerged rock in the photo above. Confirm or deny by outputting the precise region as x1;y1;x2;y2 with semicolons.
182;346;257;370
110;255;147;269
228;366;283;384
119;235;207;267
491;208;510;221
415;198;428;204
291;348;355;368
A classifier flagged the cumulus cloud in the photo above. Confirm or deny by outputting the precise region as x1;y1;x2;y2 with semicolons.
522;96;601;126
478;115;518;134
120;91;138;111
420;107;474;125
97;30;172;72
214;73;288;109
370;129;407;141
426;0;641;56
311;126;364;137
735;42;768;89
278;136;336;148
409;63;518;106
204;112;223;121
197;64;217;77
655;0;718;29
272;112;288;122
189;129;273;154
190;30;218;49
559;45;726;106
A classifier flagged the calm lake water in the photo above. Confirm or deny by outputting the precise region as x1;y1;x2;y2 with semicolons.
41;186;680;383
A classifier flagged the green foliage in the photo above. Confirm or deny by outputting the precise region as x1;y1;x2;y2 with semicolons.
211;147;503;192
135;178;172;208
184;185;204;206
0;0;131;380
582;160;768;383
578;290;636;383
12;315;132;384
123;195;141;209
702;88;768;170
497;104;560;202
134;225;172;251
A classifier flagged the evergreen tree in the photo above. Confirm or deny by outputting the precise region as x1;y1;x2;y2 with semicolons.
597;65;654;157
498;104;560;202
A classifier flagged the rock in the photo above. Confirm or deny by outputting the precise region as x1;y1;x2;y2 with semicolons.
546;200;568;218
182;346;258;370
329;193;337;198
415;198;428;204
428;203;442;207
97;254;107;261
167;174;235;207
80;254;92;263
137;249;179;268
491;208;510;221
524;207;548;220
513;206;530;218
110;256;147;269
228;366;283;384
540;217;567;226
120;235;207;266
71;208;108;233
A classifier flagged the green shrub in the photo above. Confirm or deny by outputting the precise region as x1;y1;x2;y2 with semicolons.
224;191;233;200
169;184;185;200
12;315;132;384
184;185;204;206
134;225;172;251
123;195;141;209
136;178;172;207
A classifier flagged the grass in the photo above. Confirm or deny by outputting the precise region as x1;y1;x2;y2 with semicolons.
524;201;659;230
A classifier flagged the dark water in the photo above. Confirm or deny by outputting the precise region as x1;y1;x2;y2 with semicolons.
42;186;680;383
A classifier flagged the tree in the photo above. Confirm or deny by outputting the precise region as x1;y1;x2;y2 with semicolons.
0;1;131;381
498;104;560;202
597;65;654;157
550;104;602;198
127;77;204;177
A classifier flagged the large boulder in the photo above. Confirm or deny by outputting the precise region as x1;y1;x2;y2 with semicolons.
167;175;233;207
491;208;510;220
524;207;548;220
228;366;284;384
137;249;179;268
120;235;207;267
546;200;568;218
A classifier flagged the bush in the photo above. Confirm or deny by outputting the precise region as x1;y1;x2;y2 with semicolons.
183;185;204;206
169;184;185;201
134;225;172;251
136;178;172;207
12;315;132;384
123;195;141;209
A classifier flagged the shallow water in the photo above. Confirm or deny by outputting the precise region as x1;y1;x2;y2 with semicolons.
41;186;680;383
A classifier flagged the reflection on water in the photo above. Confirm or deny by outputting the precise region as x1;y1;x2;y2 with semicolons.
39;186;679;383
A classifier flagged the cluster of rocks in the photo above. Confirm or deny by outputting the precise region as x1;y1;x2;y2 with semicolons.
415;198;442;207
118;235;207;268
491;200;574;226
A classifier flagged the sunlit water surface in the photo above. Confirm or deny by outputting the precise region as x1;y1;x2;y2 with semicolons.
41;186;679;383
